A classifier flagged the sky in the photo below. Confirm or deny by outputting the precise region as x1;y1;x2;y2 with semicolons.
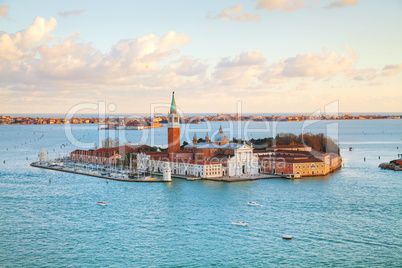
0;0;401;115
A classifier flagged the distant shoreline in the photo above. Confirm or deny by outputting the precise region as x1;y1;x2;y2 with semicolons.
1;114;401;126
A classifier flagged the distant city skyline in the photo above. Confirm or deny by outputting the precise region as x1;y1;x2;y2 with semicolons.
0;0;401;114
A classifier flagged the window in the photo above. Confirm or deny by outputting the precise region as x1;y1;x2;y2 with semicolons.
174;117;179;122
169;117;172;122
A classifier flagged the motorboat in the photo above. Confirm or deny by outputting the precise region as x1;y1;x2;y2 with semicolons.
282;235;292;240
96;202;107;206
137;176;157;181
248;202;260;206
231;222;248;226
286;174;301;179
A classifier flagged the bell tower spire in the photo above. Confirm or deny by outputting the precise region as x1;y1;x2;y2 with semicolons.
170;91;177;114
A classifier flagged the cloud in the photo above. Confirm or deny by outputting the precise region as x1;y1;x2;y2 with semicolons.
214;5;260;22
368;81;382;87
175;56;207;76
328;0;358;8
59;10;86;17
0;6;8;18
217;50;266;68
0;17;57;61
0;17;194;90
158;31;192;50
213;50;266;87
295;81;310;91
256;0;307;12
279;47;358;77
382;64;402;76
345;67;377;81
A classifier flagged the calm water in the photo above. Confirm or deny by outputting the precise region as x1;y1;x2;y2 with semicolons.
0;120;401;267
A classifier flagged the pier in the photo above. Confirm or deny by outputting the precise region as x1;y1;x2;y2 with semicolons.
30;162;167;182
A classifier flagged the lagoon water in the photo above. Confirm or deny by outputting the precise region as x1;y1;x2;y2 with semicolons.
0;120;401;267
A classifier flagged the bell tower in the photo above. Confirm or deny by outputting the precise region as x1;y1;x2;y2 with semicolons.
168;92;180;153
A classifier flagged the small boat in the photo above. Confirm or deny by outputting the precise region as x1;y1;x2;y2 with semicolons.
248;202;260;206
138;176;157;181
96;202;107;206
231;222;248;226
286;174;301;179
282;235;292;240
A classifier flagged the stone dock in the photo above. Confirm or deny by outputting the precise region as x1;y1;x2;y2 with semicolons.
30;163;166;182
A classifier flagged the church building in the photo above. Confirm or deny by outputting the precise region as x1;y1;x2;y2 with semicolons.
136;92;259;179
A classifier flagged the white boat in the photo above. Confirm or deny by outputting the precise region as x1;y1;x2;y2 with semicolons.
231;222;248;226
282;235;292;240
248;202;260;206
96;202;107;206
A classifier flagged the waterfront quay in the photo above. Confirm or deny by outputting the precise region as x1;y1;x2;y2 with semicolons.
31;161;283;183
30;161;167;182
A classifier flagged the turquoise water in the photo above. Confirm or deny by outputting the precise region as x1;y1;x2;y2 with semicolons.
0;120;401;267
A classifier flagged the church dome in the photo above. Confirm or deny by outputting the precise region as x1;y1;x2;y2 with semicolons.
214;126;229;144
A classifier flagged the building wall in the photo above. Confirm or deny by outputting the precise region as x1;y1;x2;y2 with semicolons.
329;155;342;170
137;152;223;179
259;156;329;177
293;162;326;176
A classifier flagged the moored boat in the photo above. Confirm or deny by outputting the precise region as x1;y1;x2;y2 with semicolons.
231;222;248;226
286;173;301;179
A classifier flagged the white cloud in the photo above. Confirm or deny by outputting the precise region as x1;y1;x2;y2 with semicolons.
213;50;266;87
0;17;193;87
0;6;8;18
215;5;260;22
158;31;192;50
368;81;382;87
0;17;57;61
59;10;86;17
175;56;207;76
345;67;377;81
279;47;358;77
295;81;311;91
382;64;402;76
1;16;398;113
328;0;358;8
256;0;307;12
217;50;266;68
213;65;263;87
